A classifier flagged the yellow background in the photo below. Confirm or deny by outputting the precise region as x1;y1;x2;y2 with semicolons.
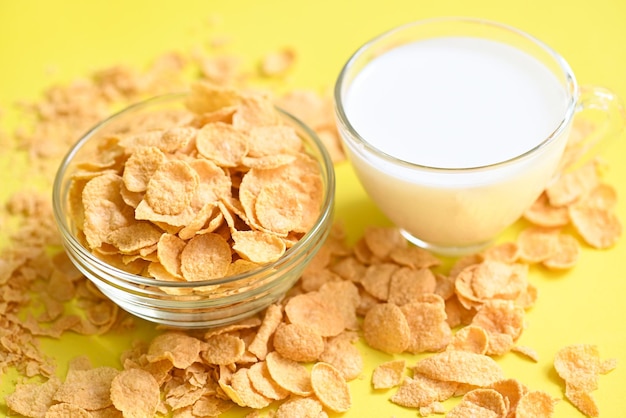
1;1;625;417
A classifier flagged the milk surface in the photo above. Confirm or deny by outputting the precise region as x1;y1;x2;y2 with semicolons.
344;37;568;168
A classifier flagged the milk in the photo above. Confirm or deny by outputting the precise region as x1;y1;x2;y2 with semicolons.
337;36;572;251
344;37;568;168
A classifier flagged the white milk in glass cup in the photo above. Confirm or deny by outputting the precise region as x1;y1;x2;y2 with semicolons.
335;17;624;255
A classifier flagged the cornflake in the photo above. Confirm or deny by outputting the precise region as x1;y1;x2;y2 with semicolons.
69;81;325;292
372;359;406;390
554;344;617;417
310;362;352;413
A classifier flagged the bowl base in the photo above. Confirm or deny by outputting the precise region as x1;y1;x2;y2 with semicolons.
399;229;492;257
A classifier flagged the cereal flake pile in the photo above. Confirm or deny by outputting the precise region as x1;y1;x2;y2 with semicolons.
68;81;326;284
0;28;622;418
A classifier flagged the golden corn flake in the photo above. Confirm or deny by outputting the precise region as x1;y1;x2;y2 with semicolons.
146;332;206;369
546;162;599;207
317;280;360;331
144;159;199;216
511;345;540;362
45;403;92;417
53;366;119;410
310;362;352;413
247;303;283;361
230;367;273;409
5;376;62;418
273;322;324;363
318;332;363;381
360;262;398;301
413;350;504;387
82;173;135;249
247;361;290;401
156;233;186;278
201;333;246;365
455;260;528;310
448;325;489;355
480;242;520;264
191;395;234;417
180;233;232;281
585;182;618;210
447;388;508;418
554;344;617;416
390;374;457;409
265;351;313;396
515;390;559;417
569;202;622;249
196;121;249;167
389;245;441;269
363;226;407;259
387;267;437;306
107;221;162;254
275;396;325;418
362;302;410;354
400;294;452;354
523;191;570;228
470;300;525;356
260;47;296;77
110;368;160;418
231;230;286;264
542;233;580;270
371;359;406;389
517;226;561;263
284;291;345;337
489;378;529;413
255;183;303;235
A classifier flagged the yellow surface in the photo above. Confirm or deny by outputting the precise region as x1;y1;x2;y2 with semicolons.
1;1;625;417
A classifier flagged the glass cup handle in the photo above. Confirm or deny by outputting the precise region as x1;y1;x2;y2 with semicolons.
562;85;626;172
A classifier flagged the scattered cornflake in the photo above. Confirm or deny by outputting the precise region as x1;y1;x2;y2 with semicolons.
260;47;297;77
318;332;363;381
523;191;570;228
512;345;540;362
265;351;313;396
517;226;561;263
490;378;529;414
310;362;352;413
400;294;452;353
110;368;160;417
554;344;617;417
5;376;62;418
515;390;559;418
447;325;489;355
362;302;411;354
413;351;505;387
272;322;324;362
275;396;326;418
446;388;508;418
569;201;622;249
470;300;525;356
52;366;120;410
146;332;206;369
390;373;458;410
542;233;581;270
371;359;406;389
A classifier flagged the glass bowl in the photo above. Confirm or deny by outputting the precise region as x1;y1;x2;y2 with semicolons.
52;92;335;328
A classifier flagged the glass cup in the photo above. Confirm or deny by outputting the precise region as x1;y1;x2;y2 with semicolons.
335;17;624;256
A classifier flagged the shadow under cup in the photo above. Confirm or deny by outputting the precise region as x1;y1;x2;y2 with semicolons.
334;17;581;256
